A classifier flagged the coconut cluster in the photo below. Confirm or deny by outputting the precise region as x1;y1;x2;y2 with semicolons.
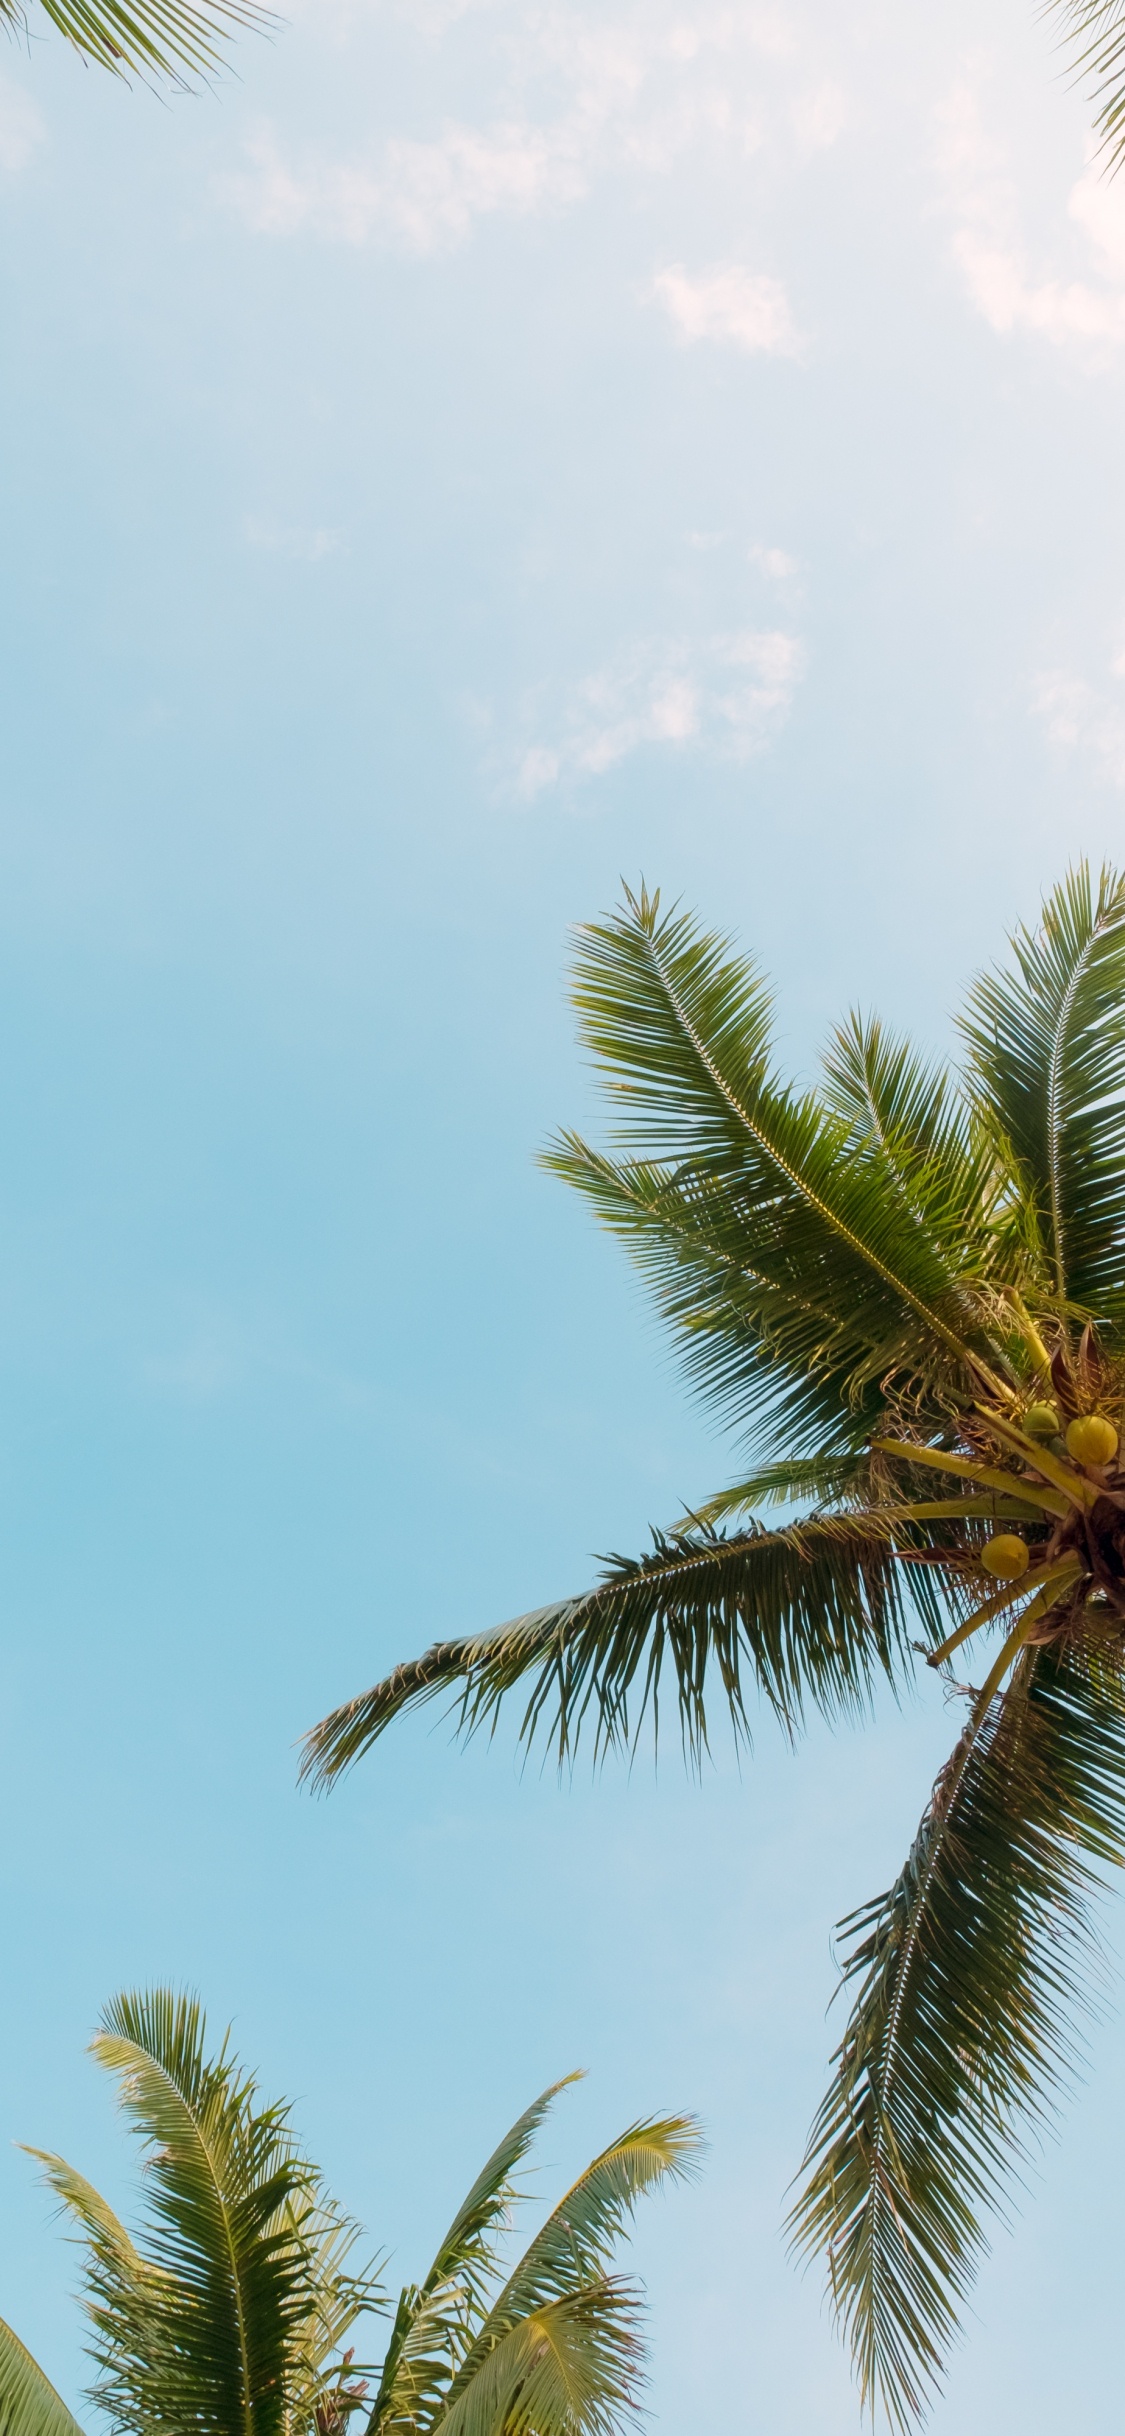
978;1409;1121;1584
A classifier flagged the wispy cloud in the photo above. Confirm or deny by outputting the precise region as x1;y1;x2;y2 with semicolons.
652;263;802;355
1033;643;1125;786
940;77;1125;358
242;515;345;561
500;628;804;798
0;75;44;178
221;4;845;252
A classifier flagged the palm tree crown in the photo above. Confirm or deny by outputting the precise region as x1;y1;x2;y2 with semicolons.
0;1989;699;2436
305;864;1125;2426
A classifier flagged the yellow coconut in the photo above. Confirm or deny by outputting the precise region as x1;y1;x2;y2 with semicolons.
981;1534;1031;1580
1023;1401;1060;1439
1065;1413;1119;1468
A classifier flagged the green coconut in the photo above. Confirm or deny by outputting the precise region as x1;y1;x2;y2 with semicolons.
1023;1401;1060;1439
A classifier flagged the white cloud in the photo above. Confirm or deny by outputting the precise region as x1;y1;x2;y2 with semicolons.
242;515;345;560
221;4;844;252
748;541;799;580
940;79;1125;358
508;628;804;797
652;262;802;355
0;76;44;178
1033;653;1125;787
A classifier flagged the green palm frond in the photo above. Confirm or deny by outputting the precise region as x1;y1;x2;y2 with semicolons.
2;0;272;87
368;2082;578;2435
302;1511;929;1788
0;2320;85;2436
790;1631;1125;2430
961;864;1125;1325
544;1136;905;1468
437;2287;642;2436
307;865;1125;2423
40;1990;380;2436
556;888;1014;1412
439;2116;699;2431
1047;0;1125;164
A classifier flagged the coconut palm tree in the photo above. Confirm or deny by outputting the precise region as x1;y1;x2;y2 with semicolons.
5;0;267;93
305;864;1125;2427
0;1989;698;2436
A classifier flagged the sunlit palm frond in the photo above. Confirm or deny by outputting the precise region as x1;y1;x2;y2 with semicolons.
0;2320;85;2436
961;863;1125;1329
790;1630;1125;2431
368;2083;578;2435
302;1511;925;1788
544;1136;914;1464
437;2286;642;2436
4;0;272;87
46;1990;378;2436
561;889;1013;1404
438;2116;699;2436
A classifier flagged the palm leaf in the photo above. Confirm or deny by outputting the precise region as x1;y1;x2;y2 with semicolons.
789;1630;1125;2430
960;864;1125;1329
440;2116;699;2423
0;2320;85;2436
556;889;1012;1407
3;0;272;85
302;1512;930;1788
1047;0;1125;163
368;2082;577;2435
436;2287;642;2436
52;1989;376;2436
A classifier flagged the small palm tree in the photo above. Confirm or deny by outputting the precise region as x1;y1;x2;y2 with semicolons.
0;1989;698;2436
5;0;267;93
306;865;1125;2425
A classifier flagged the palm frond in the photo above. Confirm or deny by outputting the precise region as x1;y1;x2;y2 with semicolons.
6;0;273;87
1046;0;1125;165
367;2083;578;2435
960;864;1125;1330
61;1989;377;2436
302;1512;928;1788
544;1136;907;1467
557;889;1013;1408
437;2286;643;2436
790;1630;1125;2430
440;2116;699;2425
0;2320;85;2436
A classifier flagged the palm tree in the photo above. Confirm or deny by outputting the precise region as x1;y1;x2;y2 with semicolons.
5;0;267;94
0;1988;699;2436
305;864;1125;2426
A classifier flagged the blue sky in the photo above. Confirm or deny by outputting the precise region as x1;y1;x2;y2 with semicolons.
2;0;1125;2426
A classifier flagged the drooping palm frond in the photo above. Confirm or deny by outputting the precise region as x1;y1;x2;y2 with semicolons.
301;1509;934;1788
556;889;1017;1415
0;2320;85;2436
36;1990;381;2436
3;0;272;86
790;1630;1125;2430
307;866;1125;2425
961;864;1125;1328
1046;0;1125;166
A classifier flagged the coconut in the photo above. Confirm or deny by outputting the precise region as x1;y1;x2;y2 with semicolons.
1064;1413;1119;1468
981;1534;1031;1580
1023;1401;1060;1439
